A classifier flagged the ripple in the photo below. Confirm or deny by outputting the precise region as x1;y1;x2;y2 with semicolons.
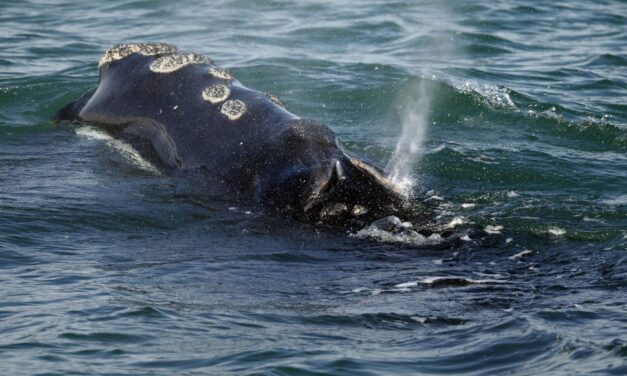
59;331;152;344
302;312;468;329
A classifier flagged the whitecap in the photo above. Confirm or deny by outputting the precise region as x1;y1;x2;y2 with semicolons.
446;216;466;228
351;224;444;247
508;249;533;260
601;194;627;206
395;276;509;287
548;227;566;236
484;225;503;234
459;80;516;109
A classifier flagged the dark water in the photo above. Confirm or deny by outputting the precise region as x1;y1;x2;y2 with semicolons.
1;0;626;374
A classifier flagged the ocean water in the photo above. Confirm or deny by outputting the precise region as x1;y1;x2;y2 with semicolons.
1;0;626;374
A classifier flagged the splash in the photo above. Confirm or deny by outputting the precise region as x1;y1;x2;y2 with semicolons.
350;215;446;247
459;80;516;109
386;78;432;194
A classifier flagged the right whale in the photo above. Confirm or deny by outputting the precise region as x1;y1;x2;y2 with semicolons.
55;43;414;226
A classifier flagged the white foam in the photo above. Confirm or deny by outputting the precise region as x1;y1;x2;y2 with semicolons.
468;155;500;165
351;225;444;247
389;176;415;196
427;144;446;154
459;81;516;109
583;216;605;223
446;216;466;228
395;276;508;287
75;126;160;175
395;280;419;288
425;195;444;201
473;272;505;279
484;225;503;234
601;194;627;206
508;249;533;260
548;227;566;236
411;316;427;324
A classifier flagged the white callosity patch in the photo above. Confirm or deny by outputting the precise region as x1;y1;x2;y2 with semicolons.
98;43;178;68
202;84;231;104
209;67;233;80
221;99;246;120
150;53;214;73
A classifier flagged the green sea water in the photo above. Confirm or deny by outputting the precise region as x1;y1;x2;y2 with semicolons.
0;1;626;375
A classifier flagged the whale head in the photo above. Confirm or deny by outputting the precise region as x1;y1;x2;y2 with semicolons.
257;120;407;225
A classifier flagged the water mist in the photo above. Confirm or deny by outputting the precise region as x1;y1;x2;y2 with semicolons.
386;78;432;196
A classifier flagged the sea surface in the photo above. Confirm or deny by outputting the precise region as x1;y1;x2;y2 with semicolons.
1;0;626;375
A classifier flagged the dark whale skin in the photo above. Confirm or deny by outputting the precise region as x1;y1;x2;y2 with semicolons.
55;43;407;225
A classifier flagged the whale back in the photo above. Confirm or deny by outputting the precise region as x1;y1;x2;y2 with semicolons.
75;43;297;175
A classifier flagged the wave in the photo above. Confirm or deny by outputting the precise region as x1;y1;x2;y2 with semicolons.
383;75;627;153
